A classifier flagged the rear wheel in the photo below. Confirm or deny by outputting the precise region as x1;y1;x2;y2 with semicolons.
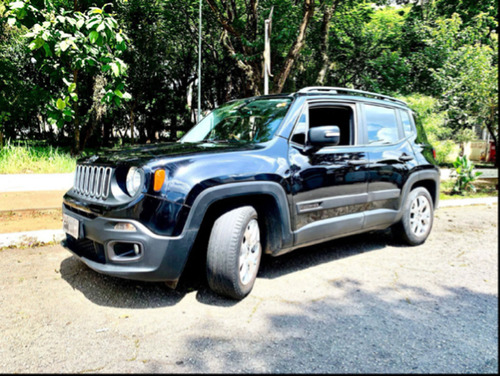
393;187;434;246
206;206;262;300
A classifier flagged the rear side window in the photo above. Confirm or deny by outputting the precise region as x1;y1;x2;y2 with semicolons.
400;110;413;136
364;105;399;144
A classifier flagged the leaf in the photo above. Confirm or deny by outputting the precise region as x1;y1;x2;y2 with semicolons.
59;40;70;52
70;93;78;102
91;8;103;14
7;18;16;26
111;63;120;77
114;90;123;98
76;19;84;29
96;22;106;32
114;96;121;106
68;83;76;93
89;31;99;44
56;98;66;110
43;44;52;57
10;2;26;10
101;64;111;72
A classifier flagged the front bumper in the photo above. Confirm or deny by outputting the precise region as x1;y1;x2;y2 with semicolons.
61;205;195;283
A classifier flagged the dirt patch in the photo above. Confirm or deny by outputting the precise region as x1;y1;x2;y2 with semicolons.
0;209;62;233
0;190;66;211
0;190;65;233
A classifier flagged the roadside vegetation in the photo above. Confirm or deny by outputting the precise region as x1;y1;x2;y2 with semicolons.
0;141;75;173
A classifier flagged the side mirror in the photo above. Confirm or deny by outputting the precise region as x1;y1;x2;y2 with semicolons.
308;126;340;147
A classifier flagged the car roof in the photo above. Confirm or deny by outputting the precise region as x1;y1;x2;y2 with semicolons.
228;87;412;114
242;87;410;111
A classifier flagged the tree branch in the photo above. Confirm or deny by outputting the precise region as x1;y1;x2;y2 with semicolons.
273;0;315;93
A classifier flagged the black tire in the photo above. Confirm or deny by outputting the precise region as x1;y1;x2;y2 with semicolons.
206;206;262;300
393;187;434;246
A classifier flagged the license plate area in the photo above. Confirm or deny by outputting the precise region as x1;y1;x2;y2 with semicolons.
63;214;79;239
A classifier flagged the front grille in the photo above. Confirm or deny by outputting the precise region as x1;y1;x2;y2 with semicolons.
74;165;113;200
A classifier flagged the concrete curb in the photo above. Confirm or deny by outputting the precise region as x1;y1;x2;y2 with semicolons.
0;197;496;249
0;173;74;192
0;229;65;249
438;196;498;208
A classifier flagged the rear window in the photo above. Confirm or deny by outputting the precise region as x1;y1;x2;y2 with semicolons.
365;105;399;144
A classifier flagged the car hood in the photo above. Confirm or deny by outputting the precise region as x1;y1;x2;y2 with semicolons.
78;141;265;165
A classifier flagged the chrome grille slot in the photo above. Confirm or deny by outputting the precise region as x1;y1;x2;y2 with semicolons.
73;164;113;200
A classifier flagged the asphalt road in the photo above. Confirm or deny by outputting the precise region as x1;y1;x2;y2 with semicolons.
0;205;497;373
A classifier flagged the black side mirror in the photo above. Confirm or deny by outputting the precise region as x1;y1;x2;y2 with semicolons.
308;126;340;147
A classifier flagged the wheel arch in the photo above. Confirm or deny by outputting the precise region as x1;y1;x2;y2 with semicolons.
395;169;440;222
178;182;294;281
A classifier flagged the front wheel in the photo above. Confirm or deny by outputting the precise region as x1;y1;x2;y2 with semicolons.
206;206;262;300
393;187;434;246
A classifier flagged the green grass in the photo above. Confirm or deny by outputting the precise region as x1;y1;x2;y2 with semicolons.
440;179;498;200
0;142;76;174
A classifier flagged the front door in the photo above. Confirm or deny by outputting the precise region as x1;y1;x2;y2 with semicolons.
288;101;369;246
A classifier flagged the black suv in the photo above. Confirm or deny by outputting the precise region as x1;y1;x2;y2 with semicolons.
62;87;439;300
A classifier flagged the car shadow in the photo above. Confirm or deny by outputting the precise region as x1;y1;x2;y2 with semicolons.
258;227;404;280
59;228;404;308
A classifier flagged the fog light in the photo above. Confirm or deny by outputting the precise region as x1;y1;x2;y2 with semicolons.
114;222;137;232
133;244;140;255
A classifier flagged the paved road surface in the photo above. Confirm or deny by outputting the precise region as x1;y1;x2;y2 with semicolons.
0;205;497;373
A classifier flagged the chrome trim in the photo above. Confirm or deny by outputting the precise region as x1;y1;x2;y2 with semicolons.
73;164;113;200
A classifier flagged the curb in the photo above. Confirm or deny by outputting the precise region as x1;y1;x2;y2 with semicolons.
0;173;74;192
438;196;498;208
0;229;65;249
0;197;496;249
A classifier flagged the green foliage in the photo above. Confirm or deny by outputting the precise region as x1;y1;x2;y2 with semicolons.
397;94;460;164
5;0;131;129
451;155;483;194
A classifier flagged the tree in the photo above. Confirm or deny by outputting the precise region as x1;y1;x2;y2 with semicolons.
206;0;316;95
5;0;131;153
428;13;498;148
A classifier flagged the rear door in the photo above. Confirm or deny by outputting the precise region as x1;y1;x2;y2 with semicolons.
360;103;417;229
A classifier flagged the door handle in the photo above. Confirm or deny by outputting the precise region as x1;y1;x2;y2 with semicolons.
348;159;368;166
399;154;414;162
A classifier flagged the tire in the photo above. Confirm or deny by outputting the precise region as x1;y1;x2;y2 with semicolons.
393;187;434;246
206;206;262;300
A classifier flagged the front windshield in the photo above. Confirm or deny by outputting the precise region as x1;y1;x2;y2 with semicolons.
180;98;292;143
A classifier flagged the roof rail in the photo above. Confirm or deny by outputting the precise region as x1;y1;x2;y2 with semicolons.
297;86;407;106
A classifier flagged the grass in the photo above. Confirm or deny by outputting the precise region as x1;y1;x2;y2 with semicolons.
0;141;76;174
440;179;498;200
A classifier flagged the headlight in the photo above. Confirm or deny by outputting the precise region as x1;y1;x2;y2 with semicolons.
126;167;142;196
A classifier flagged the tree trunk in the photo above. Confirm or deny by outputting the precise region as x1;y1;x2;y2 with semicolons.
170;116;177;141
72;69;80;155
316;0;338;85
130;104;135;144
273;0;315;93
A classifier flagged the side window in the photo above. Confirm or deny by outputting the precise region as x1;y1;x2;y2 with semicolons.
365;104;399;144
400;110;413;136
290;104;355;146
